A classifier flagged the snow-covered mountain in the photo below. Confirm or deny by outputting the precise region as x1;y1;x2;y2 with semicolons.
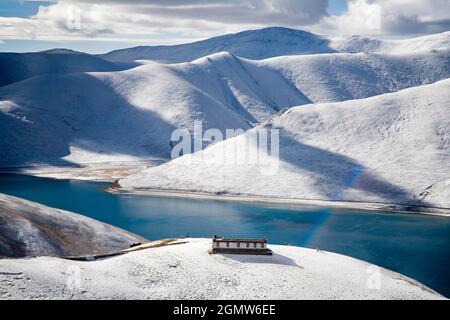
103;27;450;64
0;49;124;87
0;193;146;258
1;47;449;167
1;27;449;168
103;27;336;64
119;79;450;210
0;54;297;167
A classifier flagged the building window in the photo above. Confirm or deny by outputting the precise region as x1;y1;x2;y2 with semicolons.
254;243;257;248
237;242;240;248
246;243;250;248
226;242;229;248
261;243;264;248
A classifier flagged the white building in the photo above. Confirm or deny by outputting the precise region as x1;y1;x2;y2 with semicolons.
210;236;272;255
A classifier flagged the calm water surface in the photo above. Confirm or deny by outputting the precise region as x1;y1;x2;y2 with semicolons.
0;173;449;297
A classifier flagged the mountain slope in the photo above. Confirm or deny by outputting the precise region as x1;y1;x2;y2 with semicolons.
1;47;449;167
0;193;146;258
261;50;450;103
119;79;450;210
0;49;124;87
103;27;450;64
332;31;450;55
0;53;301;167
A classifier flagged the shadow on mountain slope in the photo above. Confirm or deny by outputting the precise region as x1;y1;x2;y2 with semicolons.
276;133;430;208
0;51;127;88
0;73;177;167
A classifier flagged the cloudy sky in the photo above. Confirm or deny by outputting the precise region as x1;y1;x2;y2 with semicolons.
0;0;449;53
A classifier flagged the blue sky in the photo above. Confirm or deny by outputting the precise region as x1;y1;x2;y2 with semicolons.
328;0;348;15
0;0;50;17
0;0;447;53
0;0;59;18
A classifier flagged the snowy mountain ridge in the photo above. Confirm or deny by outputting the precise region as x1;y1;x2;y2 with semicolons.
103;27;335;64
1;27;448;89
103;27;450;63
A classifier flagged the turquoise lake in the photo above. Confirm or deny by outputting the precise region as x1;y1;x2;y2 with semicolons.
0;173;449;297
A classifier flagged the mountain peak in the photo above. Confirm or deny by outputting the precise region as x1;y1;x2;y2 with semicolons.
216;26;317;38
103;27;333;64
40;48;83;55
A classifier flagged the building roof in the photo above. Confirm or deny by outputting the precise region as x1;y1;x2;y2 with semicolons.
213;238;267;243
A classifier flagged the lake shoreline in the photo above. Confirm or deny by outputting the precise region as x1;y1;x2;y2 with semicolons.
2;167;450;217
0;160;164;183
107;187;450;217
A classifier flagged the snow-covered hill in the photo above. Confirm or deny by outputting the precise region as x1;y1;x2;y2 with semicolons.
2;47;448;167
0;53;295;167
119;79;450;210
0;49;124;87
103;27;336;64
0;193;146;258
103;27;450;64
0;239;442;300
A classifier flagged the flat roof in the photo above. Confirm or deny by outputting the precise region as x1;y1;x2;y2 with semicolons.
213;238;267;243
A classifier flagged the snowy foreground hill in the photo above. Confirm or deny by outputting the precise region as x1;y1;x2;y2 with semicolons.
119;79;450;211
0;238;443;300
1;43;449;167
0;193;145;258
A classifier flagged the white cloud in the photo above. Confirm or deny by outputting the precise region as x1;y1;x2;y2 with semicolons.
0;0;448;43
0;0;329;42
317;0;450;36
